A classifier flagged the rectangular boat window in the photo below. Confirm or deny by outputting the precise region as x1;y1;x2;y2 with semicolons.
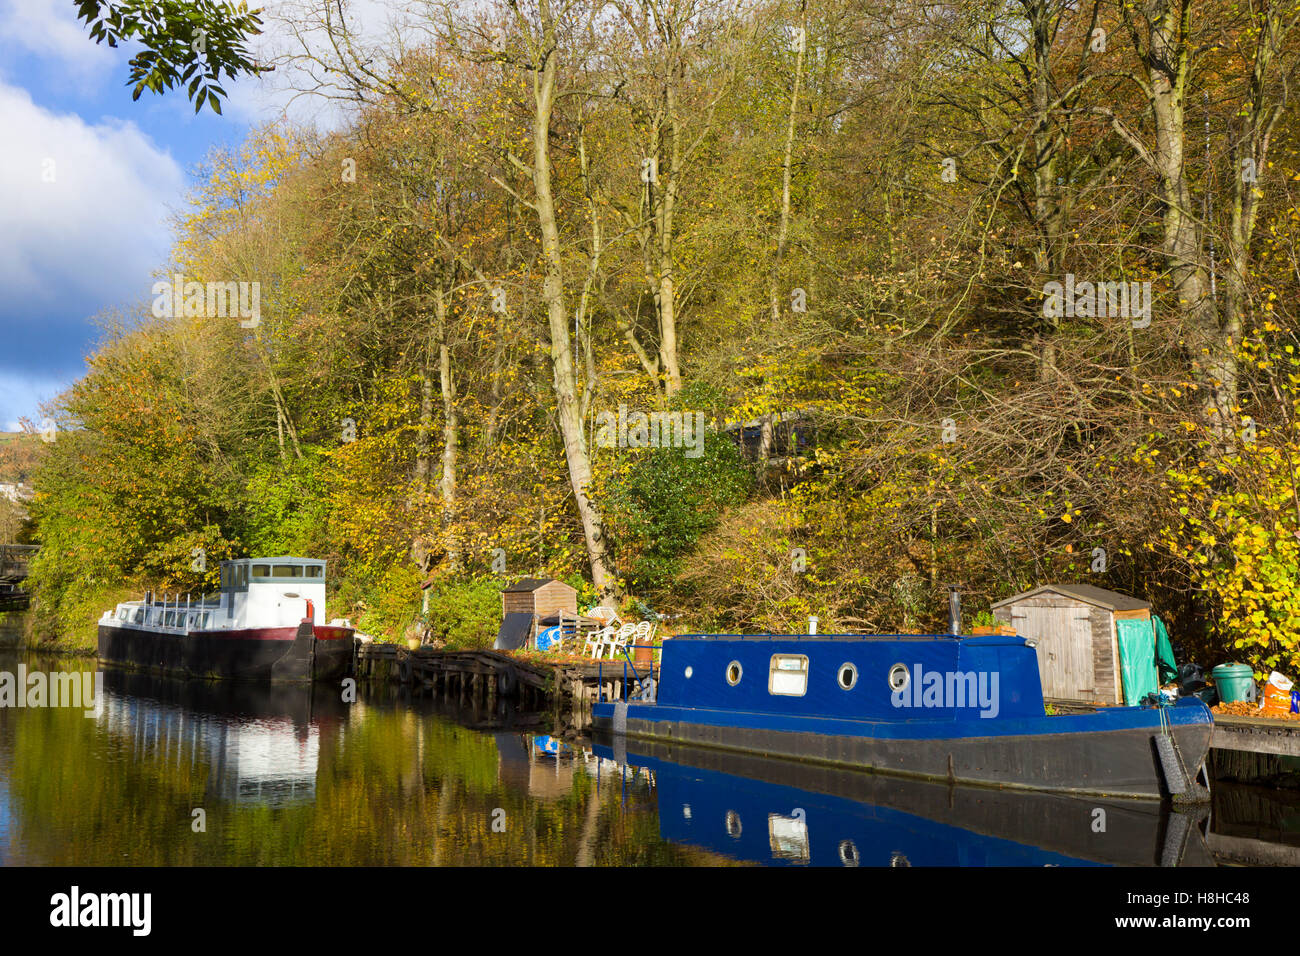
237;564;248;588
768;814;810;862
768;655;809;696
273;564;303;578
132;608;144;624
305;566;323;578
251;564;270;578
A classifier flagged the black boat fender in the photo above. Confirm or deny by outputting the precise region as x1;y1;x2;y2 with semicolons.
1146;694;1211;804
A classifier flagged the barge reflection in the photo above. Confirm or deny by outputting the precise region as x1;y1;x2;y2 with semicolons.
591;734;1214;867
98;670;346;807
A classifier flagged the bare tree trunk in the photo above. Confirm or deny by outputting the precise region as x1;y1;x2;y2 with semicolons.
1028;0;1065;381
414;365;434;492
1222;4;1291;442
1130;0;1228;434
755;412;774;476
526;6;618;600
768;2;806;324
657;80;683;399
485;312;505;452
576;115;603;426
436;289;459;572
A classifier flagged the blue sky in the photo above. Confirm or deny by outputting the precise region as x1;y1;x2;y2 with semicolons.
0;1;373;430
0;1;271;430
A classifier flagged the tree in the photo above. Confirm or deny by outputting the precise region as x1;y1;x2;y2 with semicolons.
74;0;267;112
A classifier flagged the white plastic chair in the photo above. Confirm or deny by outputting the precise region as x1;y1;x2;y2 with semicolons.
606;623;637;659
585;605;622;628
585;624;615;659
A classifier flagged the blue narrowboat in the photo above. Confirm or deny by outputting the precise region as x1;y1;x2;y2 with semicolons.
591;633;1213;801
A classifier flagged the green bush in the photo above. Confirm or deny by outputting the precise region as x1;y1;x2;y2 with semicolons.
356;563;423;639
240;452;330;557
603;427;752;595
421;576;506;650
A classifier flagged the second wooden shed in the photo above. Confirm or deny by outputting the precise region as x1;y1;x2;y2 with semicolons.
991;584;1153;705
496;577;578;650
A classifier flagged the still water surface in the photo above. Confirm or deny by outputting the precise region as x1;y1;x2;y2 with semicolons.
0;647;1295;866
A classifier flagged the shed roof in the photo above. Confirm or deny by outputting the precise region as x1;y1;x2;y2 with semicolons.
503;577;575;594
991;583;1151;612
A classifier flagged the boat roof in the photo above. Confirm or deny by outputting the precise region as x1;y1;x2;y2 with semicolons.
673;633;1026;644
221;556;325;564
991;583;1150;612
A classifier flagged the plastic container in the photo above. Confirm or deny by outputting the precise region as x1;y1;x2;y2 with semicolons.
1262;671;1297;717
1212;663;1257;704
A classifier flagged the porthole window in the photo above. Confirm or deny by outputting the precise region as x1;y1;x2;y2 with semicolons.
888;663;910;692
684;665;694;679
837;662;858;690
725;810;742;838
726;661;743;685
839;840;861;867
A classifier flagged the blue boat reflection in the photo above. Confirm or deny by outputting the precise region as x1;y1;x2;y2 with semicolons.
591;735;1213;867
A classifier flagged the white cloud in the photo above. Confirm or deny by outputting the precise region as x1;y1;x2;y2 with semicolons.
0;82;183;305
0;81;182;427
0;0;115;85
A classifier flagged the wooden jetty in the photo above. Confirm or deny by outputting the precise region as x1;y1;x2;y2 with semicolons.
353;641;657;709
1211;713;1300;757
1053;700;1300;759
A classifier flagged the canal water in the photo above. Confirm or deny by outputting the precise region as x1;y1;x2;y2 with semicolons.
1;648;1297;866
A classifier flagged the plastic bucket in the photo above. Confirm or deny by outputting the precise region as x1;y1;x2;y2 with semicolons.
1212;663;1257;703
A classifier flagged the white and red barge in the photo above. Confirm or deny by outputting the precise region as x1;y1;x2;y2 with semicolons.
97;557;354;682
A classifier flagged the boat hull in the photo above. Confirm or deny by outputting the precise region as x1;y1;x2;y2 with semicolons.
592;698;1213;801
96;621;353;684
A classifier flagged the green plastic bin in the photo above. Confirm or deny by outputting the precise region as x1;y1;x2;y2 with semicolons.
1212;663;1257;703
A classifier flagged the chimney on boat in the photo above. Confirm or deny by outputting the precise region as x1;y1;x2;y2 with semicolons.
948;588;961;636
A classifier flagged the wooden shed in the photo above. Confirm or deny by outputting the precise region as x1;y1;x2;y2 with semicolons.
991;584;1153;705
497;578;578;650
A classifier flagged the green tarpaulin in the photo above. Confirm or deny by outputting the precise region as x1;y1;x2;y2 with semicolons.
1116;614;1178;703
1116;618;1157;703
1153;614;1178;684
